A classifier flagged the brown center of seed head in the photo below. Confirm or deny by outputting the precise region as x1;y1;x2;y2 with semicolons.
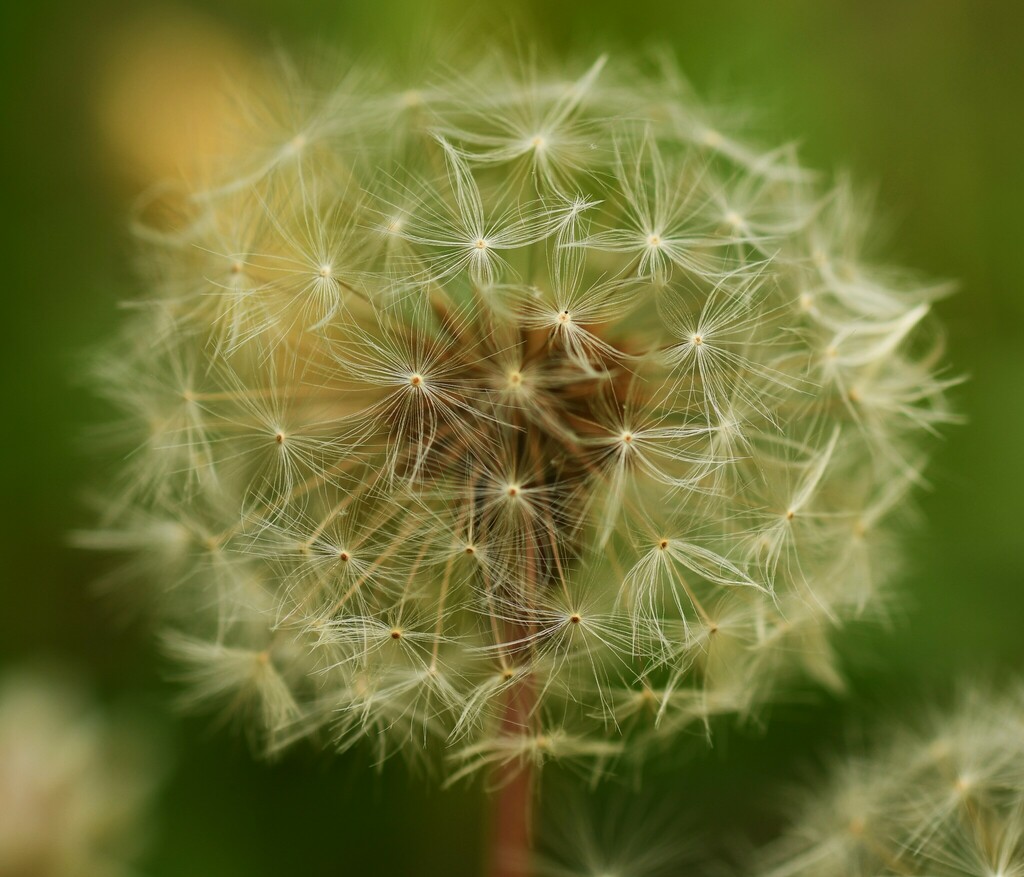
388;301;641;621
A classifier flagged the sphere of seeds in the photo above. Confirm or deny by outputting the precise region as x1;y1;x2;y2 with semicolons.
753;685;1024;877
83;52;955;779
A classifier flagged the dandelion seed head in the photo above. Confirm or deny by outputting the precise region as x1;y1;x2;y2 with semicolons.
0;670;162;877
754;685;1024;877
83;49;955;780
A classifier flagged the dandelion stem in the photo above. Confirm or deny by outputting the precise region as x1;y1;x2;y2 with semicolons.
487;680;536;877
489;532;539;877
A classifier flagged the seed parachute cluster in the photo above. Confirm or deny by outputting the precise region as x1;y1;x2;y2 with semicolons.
81;51;956;779
753;685;1024;877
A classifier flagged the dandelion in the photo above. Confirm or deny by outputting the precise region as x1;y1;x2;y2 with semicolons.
82;48;954;875
0;669;161;877
752;684;1024;877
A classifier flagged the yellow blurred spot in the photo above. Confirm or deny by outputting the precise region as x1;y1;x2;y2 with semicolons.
94;9;255;187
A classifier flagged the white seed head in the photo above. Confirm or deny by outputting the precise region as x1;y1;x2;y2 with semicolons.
84;51;955;780
0;670;160;877
754;685;1024;877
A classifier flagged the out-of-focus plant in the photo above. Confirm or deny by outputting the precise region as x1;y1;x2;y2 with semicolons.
533;786;695;877
79;48;955;873
0;669;161;877
751;684;1024;877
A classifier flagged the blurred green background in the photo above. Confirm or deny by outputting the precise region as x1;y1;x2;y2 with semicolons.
1;0;1021;874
